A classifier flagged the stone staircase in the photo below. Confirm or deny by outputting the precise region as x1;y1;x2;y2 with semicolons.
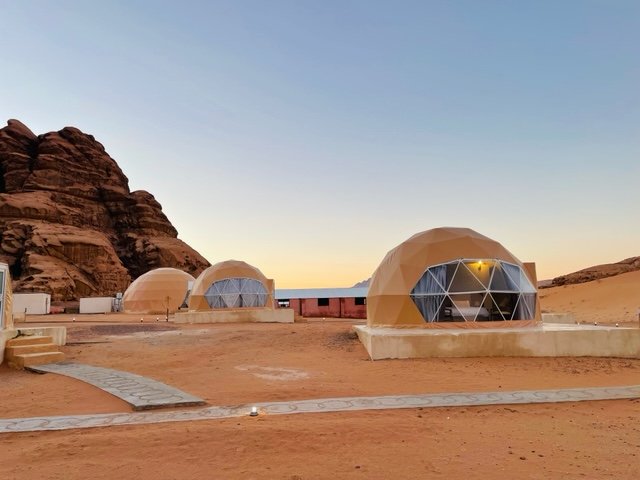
5;335;65;369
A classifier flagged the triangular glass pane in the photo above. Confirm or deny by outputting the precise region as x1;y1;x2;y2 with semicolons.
488;292;519;320
449;293;489;321
510;295;521;320
428;265;447;291
490;264;518;292
449;294;476;322
486;293;506;321
445;262;460;289
222;293;240;308
411;294;446;322
522;293;536;320
502;262;522;290
475;292;491;321
462;260;491;288
444;300;466;322
256;293;268;307
518;293;536;319
412;269;445;296
242;293;258;307
449;262;486;292
520;270;537;293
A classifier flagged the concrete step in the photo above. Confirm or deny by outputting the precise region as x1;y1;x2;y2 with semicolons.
6;343;59;358
9;352;65;369
6;335;54;347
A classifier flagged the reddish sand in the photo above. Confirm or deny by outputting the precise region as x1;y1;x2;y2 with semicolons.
2;400;639;479
1;318;639;478
540;269;640;324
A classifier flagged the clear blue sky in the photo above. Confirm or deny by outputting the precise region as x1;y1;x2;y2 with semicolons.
1;0;638;286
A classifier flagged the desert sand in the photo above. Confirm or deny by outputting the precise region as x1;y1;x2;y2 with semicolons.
540;269;640;324
1;315;640;479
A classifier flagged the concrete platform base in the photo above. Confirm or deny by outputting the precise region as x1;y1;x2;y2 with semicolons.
355;323;640;360
0;329;17;366
174;308;294;324
1;326;66;366
14;326;67;346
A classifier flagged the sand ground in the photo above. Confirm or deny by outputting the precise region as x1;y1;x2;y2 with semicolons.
539;269;640;324
1;317;640;479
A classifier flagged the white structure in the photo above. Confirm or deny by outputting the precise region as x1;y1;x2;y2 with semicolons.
1;262;15;365
13;293;51;315
0;263;10;329
79;297;115;314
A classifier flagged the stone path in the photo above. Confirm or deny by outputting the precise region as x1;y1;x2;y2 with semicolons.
28;362;206;411
1;384;638;434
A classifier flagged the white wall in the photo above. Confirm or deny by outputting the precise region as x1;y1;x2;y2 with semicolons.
13;293;51;315
79;297;114;314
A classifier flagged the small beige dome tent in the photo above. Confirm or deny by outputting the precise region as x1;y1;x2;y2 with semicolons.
123;268;195;314
188;260;275;311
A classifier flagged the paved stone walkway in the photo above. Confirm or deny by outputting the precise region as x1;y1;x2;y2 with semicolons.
1;384;638;434
28;362;206;411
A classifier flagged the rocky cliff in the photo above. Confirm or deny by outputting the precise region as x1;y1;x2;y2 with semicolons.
0;119;210;300
549;256;640;287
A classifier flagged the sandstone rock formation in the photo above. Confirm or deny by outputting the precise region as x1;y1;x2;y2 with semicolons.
0;119;209;301
550;256;640;287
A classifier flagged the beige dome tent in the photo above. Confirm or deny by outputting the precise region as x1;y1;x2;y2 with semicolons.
123;268;195;314
189;260;274;311
367;227;540;327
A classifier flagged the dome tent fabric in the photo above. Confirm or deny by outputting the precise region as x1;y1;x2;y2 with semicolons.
188;260;275;311
366;227;540;327
123;268;195;314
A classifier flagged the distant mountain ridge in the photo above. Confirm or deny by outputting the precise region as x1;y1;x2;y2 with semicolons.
352;278;370;288
549;256;640;287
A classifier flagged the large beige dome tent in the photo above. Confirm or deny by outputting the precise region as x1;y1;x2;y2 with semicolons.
367;227;540;327
188;260;274;311
123;268;195;314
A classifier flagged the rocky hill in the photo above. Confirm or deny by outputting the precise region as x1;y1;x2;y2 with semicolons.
352;278;370;288
549;256;640;287
0;119;210;300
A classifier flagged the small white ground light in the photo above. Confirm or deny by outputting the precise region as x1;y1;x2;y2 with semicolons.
249;406;258;417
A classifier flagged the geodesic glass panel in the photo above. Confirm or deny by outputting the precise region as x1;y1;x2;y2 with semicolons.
204;277;268;309
462;260;492;288
412;269;445;296
449;293;488;321
449;264;486;293
519;270;537;293
489;263;519;292
411;259;537;323
412;294;446;322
